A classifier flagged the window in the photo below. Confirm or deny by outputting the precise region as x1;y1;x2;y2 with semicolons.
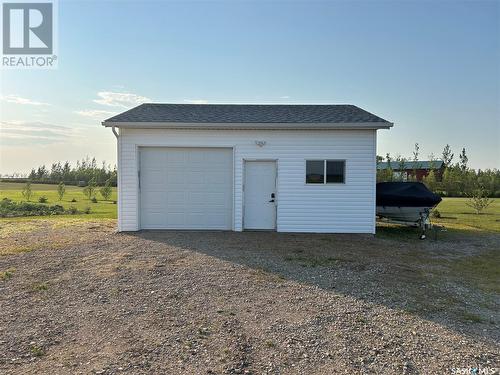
326;160;345;183
305;160;324;183
306;160;345;184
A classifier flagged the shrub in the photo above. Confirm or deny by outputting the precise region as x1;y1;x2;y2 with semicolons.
466;188;494;214
71;198;77;202
57;182;66;201
91;196;98;203
99;179;113;201
83;206;91;214
83;177;97;200
38;196;48;203
67;206;78;215
431;209;441;218
0;198;64;217
21;181;33;201
49;204;65;215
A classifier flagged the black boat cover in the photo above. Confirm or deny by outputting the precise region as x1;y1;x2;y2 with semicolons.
376;182;442;207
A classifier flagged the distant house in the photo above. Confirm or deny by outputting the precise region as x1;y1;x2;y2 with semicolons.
377;160;444;181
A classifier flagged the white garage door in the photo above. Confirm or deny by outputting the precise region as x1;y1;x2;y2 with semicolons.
139;147;233;229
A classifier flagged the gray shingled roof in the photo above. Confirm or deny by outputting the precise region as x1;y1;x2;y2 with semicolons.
103;103;391;125
377;161;444;170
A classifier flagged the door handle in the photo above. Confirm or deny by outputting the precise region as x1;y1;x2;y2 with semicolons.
269;193;275;202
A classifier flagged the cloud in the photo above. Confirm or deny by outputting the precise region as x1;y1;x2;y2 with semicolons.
183;99;208;104
74;110;117;119
0;121;80;145
1;95;51;106
93;91;150;108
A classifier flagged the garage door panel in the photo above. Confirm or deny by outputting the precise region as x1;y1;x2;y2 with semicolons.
166;171;186;184
206;192;226;205
187;213;205;225
140;147;232;230
208;214;227;227
166;191;186;204
142;192;164;207
206;172;226;184
188;192;205;205
167;213;186;226
187;171;204;184
142;212;166;228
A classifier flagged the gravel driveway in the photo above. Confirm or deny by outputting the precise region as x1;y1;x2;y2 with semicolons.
0;220;499;374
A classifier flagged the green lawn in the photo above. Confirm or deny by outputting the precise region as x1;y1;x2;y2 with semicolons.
433;197;500;232
0;182;117;219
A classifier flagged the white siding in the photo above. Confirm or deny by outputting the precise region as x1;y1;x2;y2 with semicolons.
118;128;377;233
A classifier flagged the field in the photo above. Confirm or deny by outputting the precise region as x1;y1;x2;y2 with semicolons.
0;182;117;219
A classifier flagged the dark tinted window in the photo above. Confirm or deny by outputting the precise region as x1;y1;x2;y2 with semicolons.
306;160;324;183
326;160;345;183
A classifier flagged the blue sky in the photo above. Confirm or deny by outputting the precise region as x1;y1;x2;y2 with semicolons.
1;0;499;174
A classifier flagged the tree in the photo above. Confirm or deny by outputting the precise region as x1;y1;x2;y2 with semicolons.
412;143;420;163
385;153;392;168
428;153;436;169
459;148;468;171
57;182;66;201
22;181;33;201
442;144;454;168
36;165;49;180
411;143;420;181
423;169;437;192
83;178;97;200
395;155;407;181
466;188;493;214
376;153;394;182
99;179;113;201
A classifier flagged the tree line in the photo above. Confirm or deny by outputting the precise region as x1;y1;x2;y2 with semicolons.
1;157;117;187
377;144;500;197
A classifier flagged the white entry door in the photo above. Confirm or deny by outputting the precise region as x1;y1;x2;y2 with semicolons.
243;161;277;230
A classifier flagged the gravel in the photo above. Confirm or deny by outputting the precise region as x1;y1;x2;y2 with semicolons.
0;221;498;374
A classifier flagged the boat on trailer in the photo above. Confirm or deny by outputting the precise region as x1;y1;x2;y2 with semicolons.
376;182;442;238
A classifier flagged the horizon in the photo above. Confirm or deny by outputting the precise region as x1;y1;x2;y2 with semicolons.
1;0;499;174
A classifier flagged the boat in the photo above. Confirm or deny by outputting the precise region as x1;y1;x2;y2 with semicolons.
376;182;442;226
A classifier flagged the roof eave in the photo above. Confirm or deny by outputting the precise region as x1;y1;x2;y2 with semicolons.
101;121;394;130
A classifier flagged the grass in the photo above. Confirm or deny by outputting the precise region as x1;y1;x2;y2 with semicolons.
448;249;500;293
460;311;485;323
0;267;16;280
32;282;48;291
0;182;117;219
30;344;45;357
433;197;500;232
264;340;276;348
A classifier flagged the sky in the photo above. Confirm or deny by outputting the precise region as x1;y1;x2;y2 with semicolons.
0;0;499;174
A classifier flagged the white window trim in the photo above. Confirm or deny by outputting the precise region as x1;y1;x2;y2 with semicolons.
305;159;346;185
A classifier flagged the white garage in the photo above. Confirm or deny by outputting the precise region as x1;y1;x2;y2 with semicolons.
139;147;233;229
103;103;393;233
